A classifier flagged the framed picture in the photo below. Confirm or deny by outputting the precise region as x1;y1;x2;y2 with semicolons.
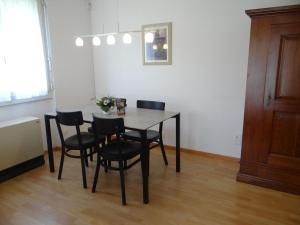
142;22;172;65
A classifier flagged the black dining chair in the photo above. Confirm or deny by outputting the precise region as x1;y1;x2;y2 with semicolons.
55;111;106;188
87;97;127;170
91;116;143;205
122;100;168;166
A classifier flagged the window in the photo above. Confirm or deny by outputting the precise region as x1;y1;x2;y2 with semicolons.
0;0;52;105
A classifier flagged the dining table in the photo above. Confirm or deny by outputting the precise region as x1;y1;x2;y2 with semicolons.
44;104;180;204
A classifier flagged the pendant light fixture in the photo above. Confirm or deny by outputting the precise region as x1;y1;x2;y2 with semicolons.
122;33;132;44
145;32;154;43
92;36;101;46
75;0;140;47
75;37;84;47
106;35;116;45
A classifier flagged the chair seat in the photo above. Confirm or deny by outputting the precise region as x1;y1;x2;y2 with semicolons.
100;140;143;161
65;132;104;149
123;130;159;142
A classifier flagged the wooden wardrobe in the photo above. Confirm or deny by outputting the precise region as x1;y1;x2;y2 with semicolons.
237;5;300;194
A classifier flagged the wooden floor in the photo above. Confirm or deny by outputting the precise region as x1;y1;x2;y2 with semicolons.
1;148;300;225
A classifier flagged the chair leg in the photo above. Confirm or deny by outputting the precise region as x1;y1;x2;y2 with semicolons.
104;160;108;173
80;149;87;189
84;149;89;167
119;161;126;205
140;152;148;203
89;148;93;161
159;137;168;165
147;143;150;176
58;146;65;180
92;153;101;193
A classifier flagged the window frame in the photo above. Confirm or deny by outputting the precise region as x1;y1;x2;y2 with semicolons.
0;0;53;107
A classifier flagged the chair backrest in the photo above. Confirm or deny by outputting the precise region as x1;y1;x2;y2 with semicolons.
55;111;84;145
137;100;165;133
56;111;84;126
137;100;165;111
92;116;125;137
92;117;125;156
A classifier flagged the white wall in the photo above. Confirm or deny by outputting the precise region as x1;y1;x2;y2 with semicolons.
91;0;300;157
47;0;95;109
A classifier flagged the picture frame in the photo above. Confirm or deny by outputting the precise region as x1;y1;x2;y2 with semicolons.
142;22;172;65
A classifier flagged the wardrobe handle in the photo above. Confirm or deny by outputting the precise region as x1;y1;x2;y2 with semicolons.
267;94;272;106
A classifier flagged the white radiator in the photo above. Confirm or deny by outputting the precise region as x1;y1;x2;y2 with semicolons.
0;117;44;180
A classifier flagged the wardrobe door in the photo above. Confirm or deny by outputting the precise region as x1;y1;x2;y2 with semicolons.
263;22;300;174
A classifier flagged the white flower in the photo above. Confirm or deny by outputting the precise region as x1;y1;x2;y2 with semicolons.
103;99;109;105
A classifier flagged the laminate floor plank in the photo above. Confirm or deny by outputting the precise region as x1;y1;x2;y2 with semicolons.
0;148;299;225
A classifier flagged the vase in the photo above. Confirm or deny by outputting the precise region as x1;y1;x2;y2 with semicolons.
102;109;111;115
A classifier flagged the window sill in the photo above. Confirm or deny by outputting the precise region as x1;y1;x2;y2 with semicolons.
0;92;53;108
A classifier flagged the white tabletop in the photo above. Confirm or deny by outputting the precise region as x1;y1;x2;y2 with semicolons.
51;104;179;131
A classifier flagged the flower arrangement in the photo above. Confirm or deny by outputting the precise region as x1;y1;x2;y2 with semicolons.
96;96;115;113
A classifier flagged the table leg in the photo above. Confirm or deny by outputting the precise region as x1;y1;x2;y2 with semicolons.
45;115;55;172
176;114;180;172
141;130;149;204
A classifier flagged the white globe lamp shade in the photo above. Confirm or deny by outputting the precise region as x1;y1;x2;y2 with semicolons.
106;35;116;45
122;33;132;44
152;44;158;50
145;32;154;43
163;43;168;49
92;36;101;46
75;37;84;47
